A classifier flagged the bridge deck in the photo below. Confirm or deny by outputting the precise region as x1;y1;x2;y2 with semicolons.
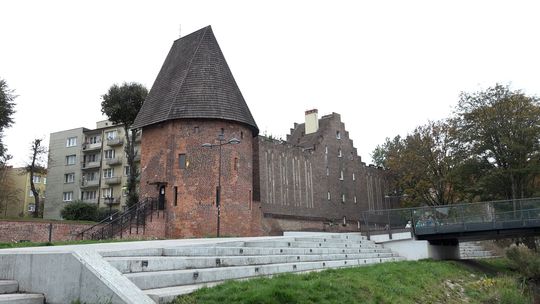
361;198;540;242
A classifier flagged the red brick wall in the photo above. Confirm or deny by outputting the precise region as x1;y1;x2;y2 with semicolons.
115;211;167;240
0;220;93;243
140;119;262;238
260;216;362;236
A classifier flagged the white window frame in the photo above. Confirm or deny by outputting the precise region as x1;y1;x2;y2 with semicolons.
83;191;96;200
354;196;357;204
105;130;117;140
336;131;341;140
124;166;131;176
103;168;114;178
28;204;35;212
340;171;344;181
87;135;100;144
66;155;76;165
104;149;115;159
341;194;346;203
102;188;113;198
28;190;34;197
32;175;41;183
63;191;73;202
327;192;331;201
353;173;356;181
338;149;342;158
66;137;77;147
64;173;75;184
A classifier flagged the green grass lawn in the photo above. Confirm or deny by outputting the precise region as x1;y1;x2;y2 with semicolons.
174;259;531;304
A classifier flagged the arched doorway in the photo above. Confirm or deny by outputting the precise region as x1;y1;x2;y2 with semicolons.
158;185;166;210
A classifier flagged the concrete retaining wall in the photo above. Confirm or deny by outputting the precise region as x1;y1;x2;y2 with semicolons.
0;250;153;304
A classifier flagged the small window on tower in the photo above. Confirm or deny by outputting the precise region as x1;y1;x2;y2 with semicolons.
234;157;239;171
174;186;178;206
194;126;199;134
240;131;244;139
336;131;341;140
220;128;225;135
178;154;186;169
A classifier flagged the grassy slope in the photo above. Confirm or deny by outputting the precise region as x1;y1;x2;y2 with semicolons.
174;259;530;304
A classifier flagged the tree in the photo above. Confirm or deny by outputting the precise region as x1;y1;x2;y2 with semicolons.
0;78;16;166
373;121;462;206
101;82;148;207
455;84;540;200
24;139;47;218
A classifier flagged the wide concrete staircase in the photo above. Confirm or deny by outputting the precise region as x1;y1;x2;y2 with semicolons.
103;233;404;303
0;280;44;304
460;241;497;259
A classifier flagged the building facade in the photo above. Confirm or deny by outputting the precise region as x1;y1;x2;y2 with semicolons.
0;167;47;218
44;121;141;219
132;26;392;238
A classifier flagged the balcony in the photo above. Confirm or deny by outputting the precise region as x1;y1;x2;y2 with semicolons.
105;157;122;166
103;176;121;185
81;161;100;170
82;142;101;152
107;138;124;147
102;196;121;206
81;199;98;204
80;179;99;188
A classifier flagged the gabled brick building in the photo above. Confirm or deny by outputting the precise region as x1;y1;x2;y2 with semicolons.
132;26;390;238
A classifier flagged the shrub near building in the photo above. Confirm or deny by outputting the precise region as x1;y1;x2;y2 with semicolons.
60;200;109;222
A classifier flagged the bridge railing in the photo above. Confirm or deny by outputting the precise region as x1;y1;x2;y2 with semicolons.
361;197;540;238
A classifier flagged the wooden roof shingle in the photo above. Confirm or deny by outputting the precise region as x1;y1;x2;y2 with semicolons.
132;26;258;135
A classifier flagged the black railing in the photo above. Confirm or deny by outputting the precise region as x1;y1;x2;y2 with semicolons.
78;197;159;240
361;197;540;239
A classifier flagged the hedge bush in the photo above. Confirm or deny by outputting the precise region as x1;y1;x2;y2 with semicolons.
60;201;112;222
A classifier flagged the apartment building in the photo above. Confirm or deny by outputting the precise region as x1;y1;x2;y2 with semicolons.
0;167;47;218
44;120;140;219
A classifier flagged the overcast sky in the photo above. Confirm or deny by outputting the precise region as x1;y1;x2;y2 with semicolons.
2;0;539;167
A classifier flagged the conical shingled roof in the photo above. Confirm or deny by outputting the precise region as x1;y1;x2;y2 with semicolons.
132;26;259;135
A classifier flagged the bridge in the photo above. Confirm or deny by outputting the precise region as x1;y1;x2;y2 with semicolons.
360;197;540;259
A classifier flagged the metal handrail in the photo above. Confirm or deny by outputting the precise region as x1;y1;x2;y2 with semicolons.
365;197;540;214
360;197;540;238
78;197;158;240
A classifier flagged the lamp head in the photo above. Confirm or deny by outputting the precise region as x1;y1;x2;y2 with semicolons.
202;143;213;148
228;138;240;145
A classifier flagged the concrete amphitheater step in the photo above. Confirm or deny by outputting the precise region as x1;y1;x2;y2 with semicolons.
0;280;18;294
243;240;368;248
0;293;44;304
125;257;403;291
161;246;392;257
107;252;400;273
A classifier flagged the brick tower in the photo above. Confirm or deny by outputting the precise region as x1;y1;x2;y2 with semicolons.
132;26;260;238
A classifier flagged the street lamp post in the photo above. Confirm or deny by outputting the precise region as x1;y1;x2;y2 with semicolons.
105;196;114;221
202;134;240;237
